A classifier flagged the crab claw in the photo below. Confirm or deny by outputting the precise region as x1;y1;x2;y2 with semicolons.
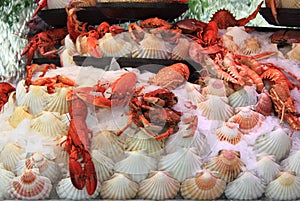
33;0;47;17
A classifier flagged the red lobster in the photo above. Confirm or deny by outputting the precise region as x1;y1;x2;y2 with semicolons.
65;90;97;195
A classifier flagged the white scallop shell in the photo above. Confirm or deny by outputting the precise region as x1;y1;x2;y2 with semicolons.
64;34;76;54
254;127;292;161
47;0;69;9
31;111;68;137
138;171;180;200
18;84;50;115
132;33;171;59
281;150;300;176
242;37;261;55
184;82;205;106
225;26;251;47
225;171;266;200
60;48;76;67
115;150;157;183
228;85;258;109
158;147;202;182
198;95;234;121
285;43;300;61
56;177;100;200
91;130;125;162
0;166;15;199
171;37;190;60
46;87;72;114
0;142;26;171
91;149;114;183
99;33;132;57
100;173;139;200
14;152;62;184
253;155;281;184
265;171;300;200
202;78;227;97
215;121;242;145
203;149;245;183
124;129;164;157
15;80;27;106
8;169;52;199
9;106;33;128
180;170;226;200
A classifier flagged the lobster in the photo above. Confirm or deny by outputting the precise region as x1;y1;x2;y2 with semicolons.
65;90;97;195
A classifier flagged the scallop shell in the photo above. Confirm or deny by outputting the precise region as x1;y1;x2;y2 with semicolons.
158;147;202;182
171;37;190;60
0;142;26;172
198;95;234;121
229;106;264;134
99;33;132;57
265;171;300;200
225;171;265;200
14;152;62;184
242;37;261;55
185;82;205;105
18;85;50;115
254;127;292;161
91;130;125;162
138;171;180;199
46;87;72;114
100;173;139;200
253;155;281;184
281;150;300;176
181;170;226;200
285;43;300;61
115;150;157;183
203;149;245;183
47;0;69;9
222;34;239;53
124;129;164;157
15;80;27;106
31;111;68;137
215;122;242;145
8;169;52;199
0;166;15;199
255;91;273;116
9;106;33;128
202;78;227;97
132;33;170;59
91;149;114;183
60;48;76;67
56;177;100;200
228;85;258;109
225;26;251;46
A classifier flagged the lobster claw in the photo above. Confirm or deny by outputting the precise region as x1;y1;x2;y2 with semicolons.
84;159;97;195
69;151;86;190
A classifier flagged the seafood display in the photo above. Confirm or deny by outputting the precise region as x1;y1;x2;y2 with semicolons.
2;0;300;200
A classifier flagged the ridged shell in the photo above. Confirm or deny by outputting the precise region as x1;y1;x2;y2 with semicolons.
225;171;266;200
100;173;139;200
31;111;68;137
203;149;245;183
281;150;300;176
60;48;76;67
56;177;100;200
265;171;300;200
225;26;251;46
242;37;261;55
253;155;281;184
255;91;273;116
215;122;242;145
185;82;205;105
171;37;190;60
0;166;15;199
91;130;125;162
222;34;239;53
15;80;27;106
202;78;227;97
124;129;164;157
158;147;202;182
198;95;234;121
99;33;132;57
228;85;258;109
9;106;33;128
47;0;69;9
0;142;26;171
115;150;157;183
91;149;114;183
14;152;62;184
46;87;72;114
138;171;180;199
132;33;170;59
8;169;52;199
254;127;292;161
229;107;264;134
285;43;300;61
181;171;226;200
